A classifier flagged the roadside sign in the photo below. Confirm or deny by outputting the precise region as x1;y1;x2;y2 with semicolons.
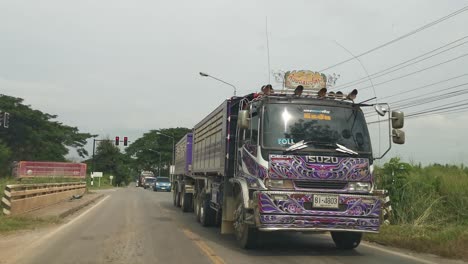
110;175;114;185
91;172;103;178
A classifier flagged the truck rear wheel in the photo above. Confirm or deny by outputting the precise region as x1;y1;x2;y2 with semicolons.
195;194;201;222
331;232;362;250
199;192;215;227
181;189;193;213
173;186;181;207
234;194;257;249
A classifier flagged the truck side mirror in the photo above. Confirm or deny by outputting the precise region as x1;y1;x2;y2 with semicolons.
374;104;388;116
391;111;404;129
392;129;405;144
238;110;250;129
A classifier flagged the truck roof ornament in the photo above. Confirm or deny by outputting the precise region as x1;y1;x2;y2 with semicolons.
284;70;327;90
346;89;358;101
318;88;327;98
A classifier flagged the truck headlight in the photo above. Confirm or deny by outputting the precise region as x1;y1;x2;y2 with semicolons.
265;179;293;189
347;182;371;192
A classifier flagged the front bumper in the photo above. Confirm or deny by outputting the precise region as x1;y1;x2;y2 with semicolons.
254;191;382;233
155;185;171;191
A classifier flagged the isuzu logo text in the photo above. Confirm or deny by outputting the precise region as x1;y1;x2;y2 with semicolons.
307;156;339;164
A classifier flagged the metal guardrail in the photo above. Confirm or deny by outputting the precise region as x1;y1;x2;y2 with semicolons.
1;182;86;216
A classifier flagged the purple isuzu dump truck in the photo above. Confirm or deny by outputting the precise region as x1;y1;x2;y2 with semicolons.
172;71;405;249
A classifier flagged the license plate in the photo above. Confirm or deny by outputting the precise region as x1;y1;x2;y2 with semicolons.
313;194;339;209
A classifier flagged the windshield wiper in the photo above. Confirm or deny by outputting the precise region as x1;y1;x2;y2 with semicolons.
335;143;358;155
283;140;336;154
283;140;308;154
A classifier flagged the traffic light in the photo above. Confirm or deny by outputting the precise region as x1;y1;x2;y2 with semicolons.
4;112;9;128
124;137;128;146
115;136;120;145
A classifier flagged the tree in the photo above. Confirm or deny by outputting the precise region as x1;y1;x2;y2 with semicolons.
92;139;132;185
125;127;190;176
0;95;94;174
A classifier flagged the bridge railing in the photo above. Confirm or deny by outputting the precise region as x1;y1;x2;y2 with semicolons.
1;182;86;216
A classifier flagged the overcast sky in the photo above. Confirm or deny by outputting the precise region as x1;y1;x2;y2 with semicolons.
1;0;467;165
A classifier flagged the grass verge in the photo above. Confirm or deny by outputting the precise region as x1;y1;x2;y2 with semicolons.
365;224;468;261
0;215;61;234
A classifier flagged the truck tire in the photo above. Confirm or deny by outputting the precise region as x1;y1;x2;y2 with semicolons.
200;194;215;227
181;189;193;213
173;186;181;207
234;194;257;249
195;194;201;222
331;232;362;250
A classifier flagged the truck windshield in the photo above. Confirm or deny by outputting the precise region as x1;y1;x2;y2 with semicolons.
262;103;371;153
157;177;169;182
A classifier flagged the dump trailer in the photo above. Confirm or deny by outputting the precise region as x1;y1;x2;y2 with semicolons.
172;70;405;249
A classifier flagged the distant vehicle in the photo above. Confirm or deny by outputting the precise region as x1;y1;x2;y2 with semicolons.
144;177;156;189
139;171;154;187
153;177;171;192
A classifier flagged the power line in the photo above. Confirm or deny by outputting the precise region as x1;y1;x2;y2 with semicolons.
334;37;468;90
356;53;468;92
366;101;468;124
379;73;468;100
362;75;468;116
319;5;468;72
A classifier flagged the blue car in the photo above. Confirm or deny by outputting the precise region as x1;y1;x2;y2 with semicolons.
153;177;171;192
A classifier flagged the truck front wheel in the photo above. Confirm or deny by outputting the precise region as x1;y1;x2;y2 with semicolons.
233;195;257;249
331;232;362;250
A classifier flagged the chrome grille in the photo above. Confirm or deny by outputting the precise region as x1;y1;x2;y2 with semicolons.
294;181;347;190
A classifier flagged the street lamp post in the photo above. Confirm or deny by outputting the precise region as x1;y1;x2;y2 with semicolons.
157;131;175;171
199;72;237;96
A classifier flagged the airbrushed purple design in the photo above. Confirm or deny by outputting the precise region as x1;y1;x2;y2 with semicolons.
236;171;261;186
259;215;379;232
242;148;267;179
256;192;381;231
269;155;371;181
257;193;381;217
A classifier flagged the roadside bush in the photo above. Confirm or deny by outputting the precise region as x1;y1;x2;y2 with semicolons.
375;158;468;226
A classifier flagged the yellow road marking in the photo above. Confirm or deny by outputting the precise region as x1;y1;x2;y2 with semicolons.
182;229;226;264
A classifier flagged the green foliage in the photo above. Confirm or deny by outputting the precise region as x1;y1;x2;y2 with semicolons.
366;224;468;261
0;95;95;174
90;139;132;186
376;158;468;226
0;140;12;175
125;127;190;176
0;215;61;233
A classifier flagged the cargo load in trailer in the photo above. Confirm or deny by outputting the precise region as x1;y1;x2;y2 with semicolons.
172;70;406;249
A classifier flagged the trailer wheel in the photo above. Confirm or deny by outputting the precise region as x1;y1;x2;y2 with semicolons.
199;191;215;227
331;232;362;250
181;189;193;213
233;194;257;249
173;186;181;207
195;194;201;222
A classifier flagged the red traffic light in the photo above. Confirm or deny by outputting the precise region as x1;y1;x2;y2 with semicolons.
115;136;120;145
124;137;128;146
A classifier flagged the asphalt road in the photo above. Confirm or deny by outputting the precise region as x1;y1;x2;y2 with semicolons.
13;187;462;264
